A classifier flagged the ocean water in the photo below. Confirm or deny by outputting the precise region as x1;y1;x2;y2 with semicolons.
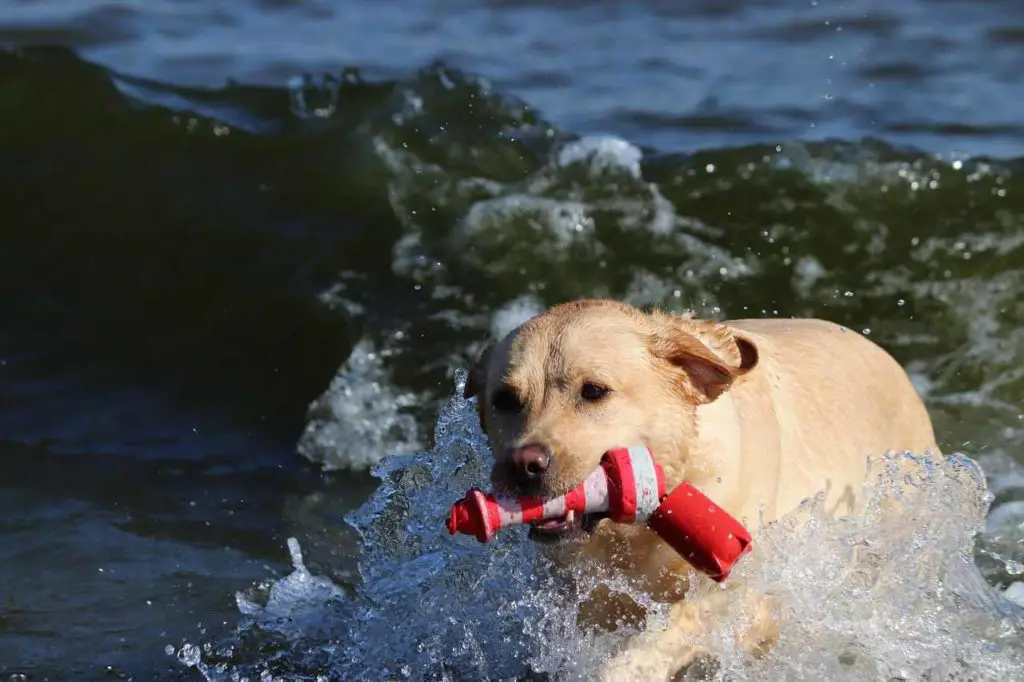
1;1;1023;680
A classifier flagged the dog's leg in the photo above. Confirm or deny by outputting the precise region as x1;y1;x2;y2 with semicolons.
597;588;779;682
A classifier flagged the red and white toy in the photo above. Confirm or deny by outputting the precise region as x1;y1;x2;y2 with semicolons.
446;445;753;582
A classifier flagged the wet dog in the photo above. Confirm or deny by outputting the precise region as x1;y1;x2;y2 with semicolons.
462;299;939;681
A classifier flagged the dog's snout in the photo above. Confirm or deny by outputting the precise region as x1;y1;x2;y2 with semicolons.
509;443;551;484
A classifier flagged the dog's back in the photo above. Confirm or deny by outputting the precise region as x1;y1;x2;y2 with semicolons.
718;318;939;520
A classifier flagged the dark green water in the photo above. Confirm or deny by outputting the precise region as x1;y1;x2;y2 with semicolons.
1;1;1023;678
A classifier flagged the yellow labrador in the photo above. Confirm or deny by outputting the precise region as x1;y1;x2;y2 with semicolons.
463;299;939;680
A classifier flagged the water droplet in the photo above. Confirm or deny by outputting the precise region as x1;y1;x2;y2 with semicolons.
897;299;906;307
862;328;871;336
177;643;201;667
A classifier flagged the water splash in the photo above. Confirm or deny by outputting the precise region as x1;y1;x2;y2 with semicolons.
297;338;420;471
183;374;1024;681
682;452;1024;680
235;538;349;625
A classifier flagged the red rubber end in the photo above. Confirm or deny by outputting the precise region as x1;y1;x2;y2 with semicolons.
446;504;460;535
648;482;753;582
446;489;495;543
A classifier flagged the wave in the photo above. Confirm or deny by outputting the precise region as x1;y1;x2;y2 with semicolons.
3;46;1024;679
175;376;1024;681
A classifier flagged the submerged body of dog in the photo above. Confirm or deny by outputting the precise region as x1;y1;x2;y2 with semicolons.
462;299;939;681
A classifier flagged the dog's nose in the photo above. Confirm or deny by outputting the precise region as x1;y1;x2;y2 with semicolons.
509;443;551;485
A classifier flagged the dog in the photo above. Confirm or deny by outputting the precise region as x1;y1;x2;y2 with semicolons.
462;299;939;681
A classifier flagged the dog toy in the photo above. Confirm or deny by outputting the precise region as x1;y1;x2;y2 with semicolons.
446;445;752;581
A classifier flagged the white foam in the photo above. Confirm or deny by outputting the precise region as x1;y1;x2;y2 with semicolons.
195;377;1024;681
979;477;1024;586
374;129;749;308
456;194;598;249
1005;582;1024;607
792;255;827;298
556;135;644;180
491;295;545;340
982;451;1024;499
296;339;420;471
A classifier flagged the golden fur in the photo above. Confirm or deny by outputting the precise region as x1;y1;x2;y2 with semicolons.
463;299;939;680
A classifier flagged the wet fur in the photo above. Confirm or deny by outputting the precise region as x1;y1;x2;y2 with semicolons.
463;299;939;681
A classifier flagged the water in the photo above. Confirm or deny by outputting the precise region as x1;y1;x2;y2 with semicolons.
2;0;1024;679
178;379;1024;681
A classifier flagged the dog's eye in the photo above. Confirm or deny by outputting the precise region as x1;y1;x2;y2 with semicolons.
580;383;610;402
491;387;523;413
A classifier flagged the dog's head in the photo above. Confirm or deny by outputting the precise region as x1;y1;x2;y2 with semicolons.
463;299;758;539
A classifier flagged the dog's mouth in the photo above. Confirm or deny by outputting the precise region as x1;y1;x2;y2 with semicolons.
528;509;607;542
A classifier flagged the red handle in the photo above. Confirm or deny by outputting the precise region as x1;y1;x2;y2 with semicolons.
647;482;752;582
446;489;497;543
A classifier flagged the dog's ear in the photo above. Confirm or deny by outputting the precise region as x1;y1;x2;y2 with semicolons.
647;313;758;403
463;343;494;401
